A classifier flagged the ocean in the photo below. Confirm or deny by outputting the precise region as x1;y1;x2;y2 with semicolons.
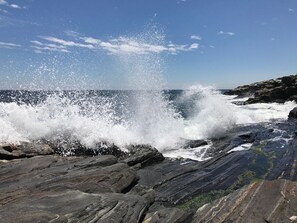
0;88;295;160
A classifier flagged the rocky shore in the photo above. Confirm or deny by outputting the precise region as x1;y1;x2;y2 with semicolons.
1;75;297;223
225;74;297;104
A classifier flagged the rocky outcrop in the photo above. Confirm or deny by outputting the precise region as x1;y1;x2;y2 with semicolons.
0;143;170;223
225;74;297;104
192;179;297;223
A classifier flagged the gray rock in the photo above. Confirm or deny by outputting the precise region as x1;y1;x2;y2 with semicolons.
143;207;191;223
0;190;149;223
0;142;54;160
124;145;164;167
192;179;297;223
0;155;137;205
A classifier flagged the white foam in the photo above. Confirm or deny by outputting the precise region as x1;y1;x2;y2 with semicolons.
163;144;212;161
228;143;253;153
181;85;296;141
0;85;295;156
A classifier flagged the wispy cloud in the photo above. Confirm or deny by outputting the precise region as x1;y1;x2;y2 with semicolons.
41;36;95;49
89;36;198;55
218;31;235;36
190;35;202;40
177;0;187;4
0;0;22;9
0;41;21;49
30;40;70;53
0;8;8;13
32;34;199;55
64;30;81;38
288;8;294;12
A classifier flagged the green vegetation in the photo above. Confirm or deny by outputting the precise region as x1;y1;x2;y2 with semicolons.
177;189;233;212
250;141;275;179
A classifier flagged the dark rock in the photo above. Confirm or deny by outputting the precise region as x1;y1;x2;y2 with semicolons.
192;180;297;223
288;107;297;120
48;140;127;157
0;190;149;223
0;155;138;205
289;95;297;102
237;132;256;142
129;184;156;205
183;139;208;149
225;74;297;104
123;145;164;167
137;151;251;204
0;142;54;160
281;75;295;86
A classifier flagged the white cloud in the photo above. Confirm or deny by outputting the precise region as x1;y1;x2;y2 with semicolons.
64;30;80;38
96;36;198;55
9;4;20;8
0;0;7;5
0;8;8;13
0;41;21;49
190;35;202;40
30;40;70;53
0;0;23;9
177;0;187;4
31;34;199;55
218;31;235;36
189;43;199;49
81;37;101;44
41;36;94;49
288;8;294;12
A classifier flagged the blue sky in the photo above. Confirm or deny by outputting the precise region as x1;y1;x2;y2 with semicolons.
0;0;297;89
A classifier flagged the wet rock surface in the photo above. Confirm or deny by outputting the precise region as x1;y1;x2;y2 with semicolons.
225;74;297;104
1;119;297;222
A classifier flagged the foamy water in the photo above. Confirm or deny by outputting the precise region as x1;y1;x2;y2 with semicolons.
0;88;295;151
